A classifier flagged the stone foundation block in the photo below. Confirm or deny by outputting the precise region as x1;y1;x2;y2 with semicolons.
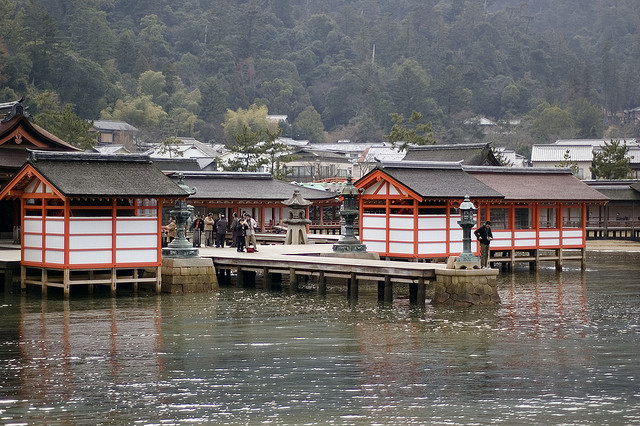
161;257;219;294
432;268;500;306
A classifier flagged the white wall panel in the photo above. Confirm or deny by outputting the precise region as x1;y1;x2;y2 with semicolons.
389;215;413;228
389;242;413;254
116;218;157;234
24;234;42;248
24;249;42;262
562;238;583;246
562;230;583;238
116;234;157;248
449;242;463;254
364;241;386;252
515;239;537;247
70;218;112;234
116;249;158;264
418;216;446;228
45;219;64;234
539;230;560;238
24;219;42;233
539;239;560;247
362;215;386;228
418;242;447;255
69;250;111;265
514;231;536;239
69;235;112;250
45;250;64;264
45;235;65;249
418;229;447;242
362;228;386;240
389;229;413;242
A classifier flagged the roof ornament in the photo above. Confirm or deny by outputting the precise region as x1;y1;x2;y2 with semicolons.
0;97;30;123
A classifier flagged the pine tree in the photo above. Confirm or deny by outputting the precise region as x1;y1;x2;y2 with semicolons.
589;140;631;180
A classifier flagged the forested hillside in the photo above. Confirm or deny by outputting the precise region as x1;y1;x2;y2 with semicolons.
1;0;639;154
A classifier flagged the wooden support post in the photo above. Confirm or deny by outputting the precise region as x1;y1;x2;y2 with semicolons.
156;266;162;294
88;270;95;295
21;266;26;294
41;268;47;297
133;268;139;294
289;268;298;293
555;248;563;271
409;283;418;304
63;269;70;299
534;249;540;272
349;272;358;300
581;247;587;270
318;271;326;296
111;268;117;297
529;250;536;271
263;267;272;291
384;275;393;304
417;277;426;308
237;267;245;287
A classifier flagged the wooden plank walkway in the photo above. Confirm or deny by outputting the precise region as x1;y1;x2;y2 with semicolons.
199;243;446;302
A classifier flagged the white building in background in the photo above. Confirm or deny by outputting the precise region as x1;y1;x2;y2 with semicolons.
531;139;640;179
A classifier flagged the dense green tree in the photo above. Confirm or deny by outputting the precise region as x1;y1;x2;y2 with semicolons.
31;91;95;149
590;139;632;180
222;104;274;144
292;106;324;143
528;104;575;142
386;111;436;151
222;125;269;172
572;98;603;139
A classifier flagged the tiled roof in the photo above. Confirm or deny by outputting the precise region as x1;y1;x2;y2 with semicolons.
25;151;187;197
92;120;139;132
465;166;608;202
403;143;500;165
176;172;338;201
372;161;503;199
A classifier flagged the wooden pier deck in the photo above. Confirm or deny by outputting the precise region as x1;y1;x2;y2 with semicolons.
199;243;447;302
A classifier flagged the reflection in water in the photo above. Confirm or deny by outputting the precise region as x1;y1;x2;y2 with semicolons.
0;251;639;424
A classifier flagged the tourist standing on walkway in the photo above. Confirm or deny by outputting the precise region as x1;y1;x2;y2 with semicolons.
244;213;258;251
167;217;177;243
236;218;247;252
204;213;215;247
474;220;493;268
215;214;228;247
230;212;239;247
191;214;204;247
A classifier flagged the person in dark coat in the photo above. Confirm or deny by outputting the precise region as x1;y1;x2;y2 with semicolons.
191;214;204;247
215;214;228;248
236;218;247;252
474;220;493;268
230;212;239;247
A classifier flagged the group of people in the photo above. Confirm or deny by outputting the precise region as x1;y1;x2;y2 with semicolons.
189;211;258;252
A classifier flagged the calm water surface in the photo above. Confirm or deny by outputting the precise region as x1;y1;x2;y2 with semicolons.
1;251;639;424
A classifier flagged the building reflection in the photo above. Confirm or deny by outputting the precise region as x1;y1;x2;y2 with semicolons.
16;296;164;412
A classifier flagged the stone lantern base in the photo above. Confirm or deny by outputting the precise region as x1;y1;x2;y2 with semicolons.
161;257;219;294
432;268;500;306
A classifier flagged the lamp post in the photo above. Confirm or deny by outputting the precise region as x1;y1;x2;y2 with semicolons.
162;173;198;258
455;194;479;265
332;175;367;253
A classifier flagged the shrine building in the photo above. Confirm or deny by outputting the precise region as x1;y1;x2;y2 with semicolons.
0;150;188;297
355;161;609;269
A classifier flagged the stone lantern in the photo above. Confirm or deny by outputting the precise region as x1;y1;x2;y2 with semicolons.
454;194;480;268
332;175;366;253
163;173;198;258
283;189;312;245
